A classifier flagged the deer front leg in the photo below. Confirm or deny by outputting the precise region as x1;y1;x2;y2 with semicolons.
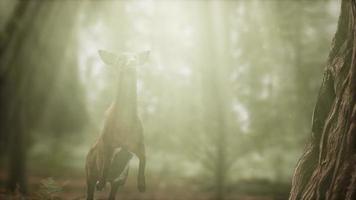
97;144;114;191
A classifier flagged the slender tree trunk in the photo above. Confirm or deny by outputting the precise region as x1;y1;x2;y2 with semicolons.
289;1;356;199
199;1;232;199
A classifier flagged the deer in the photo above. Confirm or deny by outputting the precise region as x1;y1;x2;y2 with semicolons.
85;50;149;200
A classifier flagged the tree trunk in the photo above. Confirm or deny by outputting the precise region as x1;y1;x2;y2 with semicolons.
1;1;43;193
0;0;85;193
199;1;232;199
289;0;356;199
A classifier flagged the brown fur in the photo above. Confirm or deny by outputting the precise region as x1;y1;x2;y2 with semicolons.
85;104;146;200
99;103;145;183
86;50;147;199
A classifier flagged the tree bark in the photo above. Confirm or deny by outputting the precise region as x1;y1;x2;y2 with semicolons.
289;0;356;199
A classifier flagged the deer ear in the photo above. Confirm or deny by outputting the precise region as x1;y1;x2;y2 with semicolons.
136;50;150;65
98;50;126;66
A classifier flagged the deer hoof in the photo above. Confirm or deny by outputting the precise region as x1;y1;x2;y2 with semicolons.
96;181;106;191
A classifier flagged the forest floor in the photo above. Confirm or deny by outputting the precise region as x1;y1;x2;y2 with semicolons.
0;170;285;200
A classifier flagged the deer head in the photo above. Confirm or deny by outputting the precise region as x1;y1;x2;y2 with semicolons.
98;50;150;115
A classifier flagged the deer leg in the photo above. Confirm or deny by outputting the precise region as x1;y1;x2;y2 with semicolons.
97;145;114;191
131;143;146;192
107;168;129;200
107;171;129;200
86;179;96;200
85;155;96;200
118;166;129;186
108;181;120;200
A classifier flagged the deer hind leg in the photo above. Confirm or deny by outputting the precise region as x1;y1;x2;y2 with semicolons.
108;181;120;200
85;150;97;200
130;143;146;192
86;179;96;200
117;166;130;186
97;144;114;191
107;167;130;200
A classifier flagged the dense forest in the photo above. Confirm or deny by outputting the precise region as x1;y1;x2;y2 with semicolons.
0;0;351;200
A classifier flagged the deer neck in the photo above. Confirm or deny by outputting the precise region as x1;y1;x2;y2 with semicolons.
114;70;137;121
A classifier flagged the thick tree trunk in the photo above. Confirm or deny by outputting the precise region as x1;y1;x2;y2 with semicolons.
289;0;356;200
1;1;43;193
1;1;85;193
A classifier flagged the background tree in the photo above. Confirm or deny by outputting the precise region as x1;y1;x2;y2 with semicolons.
0;0;87;192
198;1;231;199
